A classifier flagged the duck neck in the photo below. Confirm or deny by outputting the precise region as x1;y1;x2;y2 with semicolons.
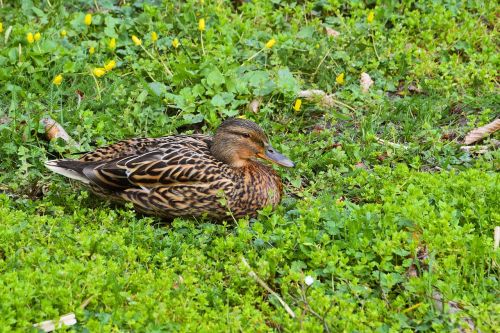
210;139;250;168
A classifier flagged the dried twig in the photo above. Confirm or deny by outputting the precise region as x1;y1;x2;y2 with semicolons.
374;136;408;149
241;256;296;318
79;295;95;309
460;139;499;155
297;90;355;112
292;284;334;333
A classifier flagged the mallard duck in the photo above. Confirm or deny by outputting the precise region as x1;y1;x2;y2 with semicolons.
45;118;294;220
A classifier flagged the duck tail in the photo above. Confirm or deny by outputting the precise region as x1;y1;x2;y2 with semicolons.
44;159;91;184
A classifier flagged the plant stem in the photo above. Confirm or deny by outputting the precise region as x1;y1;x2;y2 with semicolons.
244;48;264;63
371;32;380;61
241;257;296;318
91;73;101;100
140;44;173;76
200;32;205;56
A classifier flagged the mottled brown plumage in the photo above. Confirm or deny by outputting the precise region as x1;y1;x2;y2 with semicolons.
45;119;294;220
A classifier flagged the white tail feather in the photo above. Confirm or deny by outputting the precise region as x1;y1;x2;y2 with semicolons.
45;161;90;184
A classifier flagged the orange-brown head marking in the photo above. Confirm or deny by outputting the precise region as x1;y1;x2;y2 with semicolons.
211;118;294;168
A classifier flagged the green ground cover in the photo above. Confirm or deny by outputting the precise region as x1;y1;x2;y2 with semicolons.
0;0;498;331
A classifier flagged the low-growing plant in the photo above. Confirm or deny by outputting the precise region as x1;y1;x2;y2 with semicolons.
0;0;498;332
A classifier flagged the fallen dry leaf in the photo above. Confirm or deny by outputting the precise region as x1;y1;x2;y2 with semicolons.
247;98;262;113
0;116;11;125
387;80;423;98
75;90;85;109
40;117;81;149
406;244;429;278
463;119;500;145
173;275;184;289
298;90;336;108
360;72;374;93
325;27;340;37
432;292;479;333
311;124;325;133
40;117;72;142
33;313;77;332
494;226;500;250
354;162;368;170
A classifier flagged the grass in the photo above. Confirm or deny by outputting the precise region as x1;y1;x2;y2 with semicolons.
0;0;499;331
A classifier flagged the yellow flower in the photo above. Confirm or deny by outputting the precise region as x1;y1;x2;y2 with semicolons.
198;18;205;32
27;32;35;43
172;38;180;48
265;38;276;49
93;68;106;77
151;31;158;42
336;73;345;85
60;30;67;37
0;22;3;33
109;38;116;50
52;74;63;86
34;32;41;41
131;35;142;46
89;46;95;55
293;99;302;112
104;60;116;72
84;13;92;26
367;11;375;23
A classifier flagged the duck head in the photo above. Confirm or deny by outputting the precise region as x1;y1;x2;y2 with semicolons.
211;118;294;168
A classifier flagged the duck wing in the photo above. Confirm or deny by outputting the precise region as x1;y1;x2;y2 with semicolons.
46;134;236;218
46;134;230;191
79;134;212;162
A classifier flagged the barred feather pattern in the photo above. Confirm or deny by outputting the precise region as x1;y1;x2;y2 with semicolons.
56;134;282;219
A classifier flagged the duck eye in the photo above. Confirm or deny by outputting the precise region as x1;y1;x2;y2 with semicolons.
241;133;251;138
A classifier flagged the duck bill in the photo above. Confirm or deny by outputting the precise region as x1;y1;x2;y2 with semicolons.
258;145;295;168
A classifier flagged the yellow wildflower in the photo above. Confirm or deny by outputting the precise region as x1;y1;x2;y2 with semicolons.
172;38;180;48
34;32;41;41
89;46;95;55
336;73;345;85
27;32;35;43
131;35;142;46
93;68;106;77
265;38;276;49
52;74;63;86
0;22;3;33
198;18;205;32
109;38;116;50
104;60;116;72
84;13;92;26
367;11;375;23
293;99;302;112
60;30;67;37
151;31;158;42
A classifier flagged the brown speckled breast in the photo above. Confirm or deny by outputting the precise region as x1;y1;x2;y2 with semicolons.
229;162;283;218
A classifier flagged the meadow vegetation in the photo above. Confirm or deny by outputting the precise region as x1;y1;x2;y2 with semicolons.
0;0;498;331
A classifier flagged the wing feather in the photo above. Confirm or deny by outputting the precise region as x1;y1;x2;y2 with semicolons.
80;135;233;193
